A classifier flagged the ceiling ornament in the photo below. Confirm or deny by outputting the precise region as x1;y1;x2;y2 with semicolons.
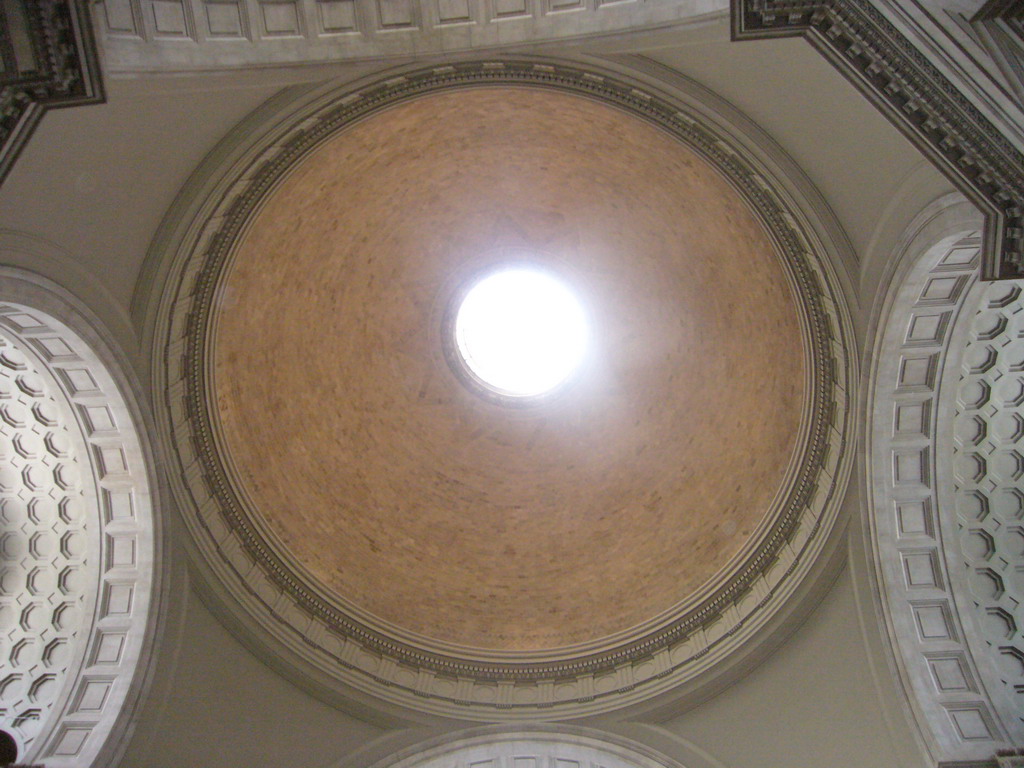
0;0;104;186
154;58;856;719
212;84;807;651
732;0;1024;279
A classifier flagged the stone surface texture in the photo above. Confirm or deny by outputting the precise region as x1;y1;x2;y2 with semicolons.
212;86;804;651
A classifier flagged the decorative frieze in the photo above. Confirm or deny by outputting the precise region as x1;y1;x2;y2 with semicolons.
92;0;715;72
155;58;855;719
0;0;103;186
732;0;1024;280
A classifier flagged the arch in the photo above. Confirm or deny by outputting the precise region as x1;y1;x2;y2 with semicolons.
0;269;160;766
867;193;1022;764
367;726;688;768
942;278;1024;743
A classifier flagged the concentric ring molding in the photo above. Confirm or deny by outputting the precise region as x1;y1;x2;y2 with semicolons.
153;59;856;719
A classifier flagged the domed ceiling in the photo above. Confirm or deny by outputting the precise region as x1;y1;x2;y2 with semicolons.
158;60;854;718
212;86;803;651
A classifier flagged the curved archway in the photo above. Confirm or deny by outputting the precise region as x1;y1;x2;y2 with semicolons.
868;194;1024;764
368;726;688;768
0;269;160;767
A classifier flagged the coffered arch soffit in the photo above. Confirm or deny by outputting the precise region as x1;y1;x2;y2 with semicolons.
868;194;1024;766
0;268;160;767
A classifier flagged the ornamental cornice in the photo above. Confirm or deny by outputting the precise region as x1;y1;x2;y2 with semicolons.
732;0;1024;280
0;0;104;186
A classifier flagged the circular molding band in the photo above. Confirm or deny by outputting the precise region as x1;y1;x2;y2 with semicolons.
154;58;856;719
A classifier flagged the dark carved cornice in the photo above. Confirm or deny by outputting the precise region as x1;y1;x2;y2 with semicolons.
971;0;1024;22
732;0;1024;280
0;0;104;185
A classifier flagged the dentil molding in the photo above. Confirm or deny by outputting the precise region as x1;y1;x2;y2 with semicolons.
732;0;1024;281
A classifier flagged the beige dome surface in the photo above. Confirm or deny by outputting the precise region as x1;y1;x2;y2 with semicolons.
212;87;803;652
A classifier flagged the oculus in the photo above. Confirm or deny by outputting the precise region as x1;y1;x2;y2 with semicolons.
451;266;589;400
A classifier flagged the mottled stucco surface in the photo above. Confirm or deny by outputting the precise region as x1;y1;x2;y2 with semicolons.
213;87;804;650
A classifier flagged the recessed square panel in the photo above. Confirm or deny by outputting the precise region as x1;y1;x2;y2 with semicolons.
59;368;100;395
152;0;190;35
103;0;138;33
103;583;134;616
895;499;934;538
33;336;76;362
545;0;583;11
72;679;114;712
897;354;937;390
911;601;956;641
95;445;129;477
905;312;949;345
378;0;416;27
52;726;92;756
892;447;930;487
1;313;44;331
938;245;980;269
92;631;127;664
205;1;246;37
107;534;137;569
492;0;529;17
103;489;136;522
926;654;976;692
902;550;942;589
918;274;966;304
437;0;473;22
894;400;930;437
83;404;117;433
318;0;357;31
945;704;995;741
261;1;301;34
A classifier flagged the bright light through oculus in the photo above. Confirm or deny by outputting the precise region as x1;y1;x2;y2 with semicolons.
455;268;589;398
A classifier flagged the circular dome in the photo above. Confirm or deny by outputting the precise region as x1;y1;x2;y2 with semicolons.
212;85;803;650
159;59;854;717
451;265;589;400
